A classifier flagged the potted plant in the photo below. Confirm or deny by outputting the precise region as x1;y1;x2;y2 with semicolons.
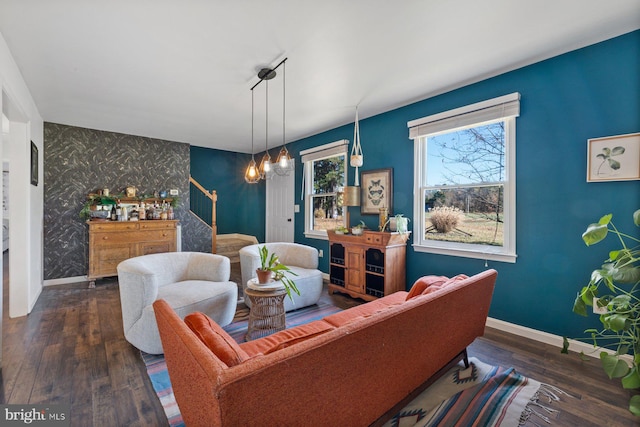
334;226;350;235
256;245;300;300
79;194;118;219
351;220;366;236
385;214;411;235
563;209;640;415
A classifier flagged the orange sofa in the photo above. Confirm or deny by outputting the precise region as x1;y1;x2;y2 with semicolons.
153;269;497;427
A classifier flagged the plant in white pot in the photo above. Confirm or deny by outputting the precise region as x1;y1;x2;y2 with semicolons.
256;245;300;300
351;220;366;236
563;209;640;416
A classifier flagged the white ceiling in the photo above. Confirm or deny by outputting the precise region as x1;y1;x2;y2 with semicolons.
0;1;639;153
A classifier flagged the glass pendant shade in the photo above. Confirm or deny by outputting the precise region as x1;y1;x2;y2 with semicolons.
273;60;294;176
274;146;294;176
245;87;260;184
244;157;260;183
259;152;272;179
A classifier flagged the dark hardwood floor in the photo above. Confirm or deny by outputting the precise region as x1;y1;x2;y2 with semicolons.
1;253;638;426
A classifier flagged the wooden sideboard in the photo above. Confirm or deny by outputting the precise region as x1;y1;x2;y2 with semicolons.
327;230;409;301
87;220;178;287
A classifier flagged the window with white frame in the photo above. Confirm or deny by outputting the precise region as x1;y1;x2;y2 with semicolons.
301;140;349;239
408;93;520;263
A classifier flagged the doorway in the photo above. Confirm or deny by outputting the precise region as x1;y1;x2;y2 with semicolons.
265;161;295;243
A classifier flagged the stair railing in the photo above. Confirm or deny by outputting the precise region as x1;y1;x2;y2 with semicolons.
189;176;217;253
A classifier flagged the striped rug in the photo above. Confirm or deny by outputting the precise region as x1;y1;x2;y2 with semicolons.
384;358;567;427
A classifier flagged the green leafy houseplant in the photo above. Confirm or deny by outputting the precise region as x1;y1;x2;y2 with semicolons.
334;226;350;235
563;209;640;415
256;245;300;301
79;194;118;219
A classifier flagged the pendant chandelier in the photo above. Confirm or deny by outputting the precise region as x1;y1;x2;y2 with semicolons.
244;89;260;184
244;57;290;183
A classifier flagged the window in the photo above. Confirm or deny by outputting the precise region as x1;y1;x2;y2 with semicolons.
408;93;520;262
302;140;349;239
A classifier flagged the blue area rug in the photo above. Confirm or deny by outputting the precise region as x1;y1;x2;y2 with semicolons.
142;301;343;427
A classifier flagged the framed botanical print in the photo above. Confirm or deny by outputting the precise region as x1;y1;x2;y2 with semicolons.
587;132;640;182
360;168;393;214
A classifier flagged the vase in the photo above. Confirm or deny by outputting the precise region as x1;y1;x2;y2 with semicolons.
379;207;388;231
396;216;408;233
256;269;272;284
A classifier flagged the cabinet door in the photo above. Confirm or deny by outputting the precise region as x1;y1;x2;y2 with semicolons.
345;246;364;293
89;244;135;277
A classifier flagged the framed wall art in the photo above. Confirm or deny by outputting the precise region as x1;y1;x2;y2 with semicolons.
360;168;393;215
587;132;640;182
30;141;38;186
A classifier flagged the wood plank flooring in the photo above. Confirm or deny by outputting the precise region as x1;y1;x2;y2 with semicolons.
1;254;638;426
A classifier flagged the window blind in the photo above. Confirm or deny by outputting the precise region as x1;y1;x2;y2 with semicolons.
300;139;349;163
408;92;520;140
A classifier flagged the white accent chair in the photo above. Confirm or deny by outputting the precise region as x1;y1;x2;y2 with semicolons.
117;252;237;354
239;243;323;312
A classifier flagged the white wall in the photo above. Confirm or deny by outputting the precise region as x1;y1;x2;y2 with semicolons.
0;30;44;318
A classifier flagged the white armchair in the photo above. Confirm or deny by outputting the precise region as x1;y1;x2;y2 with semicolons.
239;243;323;312
117;252;237;354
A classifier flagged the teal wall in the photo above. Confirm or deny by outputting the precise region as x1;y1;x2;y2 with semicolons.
191;30;639;339
190;147;265;239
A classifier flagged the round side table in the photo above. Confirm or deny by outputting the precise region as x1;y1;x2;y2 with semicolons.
245;286;287;341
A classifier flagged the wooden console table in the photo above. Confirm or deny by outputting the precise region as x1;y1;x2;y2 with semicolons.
328;230;409;301
87;220;178;287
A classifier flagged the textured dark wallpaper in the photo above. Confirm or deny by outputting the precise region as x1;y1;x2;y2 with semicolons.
43;123;211;280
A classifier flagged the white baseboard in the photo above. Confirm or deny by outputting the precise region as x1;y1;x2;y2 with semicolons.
486;316;632;363
43;275;88;286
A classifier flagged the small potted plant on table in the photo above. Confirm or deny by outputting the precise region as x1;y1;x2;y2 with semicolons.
256;245;300;300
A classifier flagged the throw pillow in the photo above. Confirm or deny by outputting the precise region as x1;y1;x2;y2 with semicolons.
184;312;250;367
406;275;449;300
406;274;470;300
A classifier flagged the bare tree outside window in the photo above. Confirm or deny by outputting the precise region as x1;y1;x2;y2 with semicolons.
424;121;506;246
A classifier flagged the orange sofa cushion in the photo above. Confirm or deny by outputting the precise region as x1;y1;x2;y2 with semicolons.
406;275;449;299
184;312;250;367
240;320;335;356
323;291;407;328
406;274;469;300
